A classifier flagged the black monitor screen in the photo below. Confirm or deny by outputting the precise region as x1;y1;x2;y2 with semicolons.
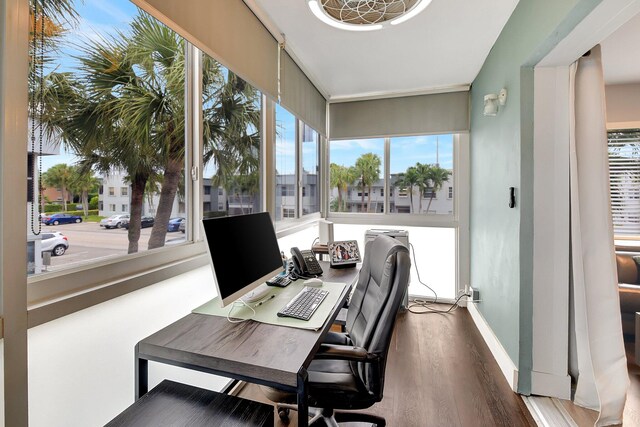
202;212;283;307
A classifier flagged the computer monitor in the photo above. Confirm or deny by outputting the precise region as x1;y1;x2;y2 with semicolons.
202;212;284;307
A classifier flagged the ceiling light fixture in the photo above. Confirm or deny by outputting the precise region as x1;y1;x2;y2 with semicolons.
308;0;433;31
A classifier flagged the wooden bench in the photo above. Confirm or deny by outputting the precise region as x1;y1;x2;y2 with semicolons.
106;380;274;427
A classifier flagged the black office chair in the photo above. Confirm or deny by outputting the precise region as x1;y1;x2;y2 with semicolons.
261;234;411;426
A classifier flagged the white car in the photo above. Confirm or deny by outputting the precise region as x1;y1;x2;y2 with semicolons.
41;232;69;256
100;214;130;229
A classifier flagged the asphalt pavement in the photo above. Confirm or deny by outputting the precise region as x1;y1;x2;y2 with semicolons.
39;221;186;272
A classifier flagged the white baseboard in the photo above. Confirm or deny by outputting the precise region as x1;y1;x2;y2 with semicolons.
531;370;572;400
467;301;519;391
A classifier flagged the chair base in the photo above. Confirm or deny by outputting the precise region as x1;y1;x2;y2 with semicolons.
277;403;385;427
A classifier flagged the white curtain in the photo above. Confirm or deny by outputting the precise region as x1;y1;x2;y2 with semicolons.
568;44;629;426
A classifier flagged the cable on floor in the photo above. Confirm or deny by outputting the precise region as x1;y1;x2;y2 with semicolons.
406;242;470;315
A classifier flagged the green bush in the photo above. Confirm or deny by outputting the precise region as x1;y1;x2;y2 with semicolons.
44;204;62;213
89;196;99;210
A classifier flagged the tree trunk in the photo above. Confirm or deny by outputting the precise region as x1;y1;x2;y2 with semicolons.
62;185;68;211
128;173;148;254
426;195;434;213
360;175;366;212
409;187;413;214
367;185;372;212
82;190;89;217
337;188;342;212
148;157;182;250
419;189;423;213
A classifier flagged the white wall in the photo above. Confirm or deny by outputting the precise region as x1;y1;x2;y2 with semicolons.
333;224;456;299
27;266;225;427
606;83;640;128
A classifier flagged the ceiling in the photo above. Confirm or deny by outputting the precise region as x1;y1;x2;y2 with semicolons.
601;11;640;85
250;0;519;101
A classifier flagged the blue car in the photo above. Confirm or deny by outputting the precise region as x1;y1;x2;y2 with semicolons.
167;217;185;232
42;213;83;225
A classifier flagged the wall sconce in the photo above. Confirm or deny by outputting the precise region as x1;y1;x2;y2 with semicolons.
484;88;508;116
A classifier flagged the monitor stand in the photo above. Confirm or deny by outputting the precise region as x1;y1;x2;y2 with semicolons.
239;283;271;304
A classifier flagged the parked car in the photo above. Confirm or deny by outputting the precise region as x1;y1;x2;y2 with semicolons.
42;213;83;225
122;216;154;229
179;219;186;233
41;231;69;256
100;214;130;229
167;217;185;232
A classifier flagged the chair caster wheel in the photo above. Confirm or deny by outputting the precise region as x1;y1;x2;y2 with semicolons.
278;408;290;423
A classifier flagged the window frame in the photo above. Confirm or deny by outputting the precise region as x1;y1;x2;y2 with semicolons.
24;40;208;324
327;135;461;228
273;105;322;232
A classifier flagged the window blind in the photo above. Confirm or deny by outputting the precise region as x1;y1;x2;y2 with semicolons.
608;129;640;236
330;91;470;140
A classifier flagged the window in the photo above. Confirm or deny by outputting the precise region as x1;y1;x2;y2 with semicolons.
204;186;211;195
301;123;320;216
27;3;188;276
423;187;436;199
329;138;384;213
275;104;296;221
201;52;262;219
608;129;640;236
390;135;453;215
448;186;453;199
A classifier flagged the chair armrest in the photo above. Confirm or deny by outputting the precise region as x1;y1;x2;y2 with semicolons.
314;344;379;362
334;307;348;326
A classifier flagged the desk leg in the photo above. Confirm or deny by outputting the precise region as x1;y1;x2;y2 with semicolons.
297;369;309;427
135;344;148;400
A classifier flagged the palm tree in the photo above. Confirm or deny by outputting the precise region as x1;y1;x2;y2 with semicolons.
58;27;159;254
395;166;419;213
425;164;451;213
204;62;262;217
43;163;73;211
41;10;260;252
414;162;431;213
330;163;354;212
69;167;99;217
353;153;381;212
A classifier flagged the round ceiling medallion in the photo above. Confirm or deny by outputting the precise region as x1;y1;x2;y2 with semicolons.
322;0;421;25
308;0;432;31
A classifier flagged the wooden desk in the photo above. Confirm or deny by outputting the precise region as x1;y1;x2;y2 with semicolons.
135;262;359;427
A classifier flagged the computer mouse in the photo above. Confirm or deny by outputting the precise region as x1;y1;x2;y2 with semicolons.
304;278;323;287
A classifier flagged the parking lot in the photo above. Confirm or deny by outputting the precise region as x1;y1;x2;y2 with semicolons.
39;221;186;272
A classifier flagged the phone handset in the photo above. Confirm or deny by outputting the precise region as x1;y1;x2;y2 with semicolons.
290;247;323;279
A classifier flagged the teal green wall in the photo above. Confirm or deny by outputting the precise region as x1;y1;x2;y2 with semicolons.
470;0;602;394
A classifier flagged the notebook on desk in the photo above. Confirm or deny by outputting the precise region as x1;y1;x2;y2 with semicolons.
192;281;347;331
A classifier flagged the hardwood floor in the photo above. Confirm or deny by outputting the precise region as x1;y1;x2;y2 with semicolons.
238;305;537;426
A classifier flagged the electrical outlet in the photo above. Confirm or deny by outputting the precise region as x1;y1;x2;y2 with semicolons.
468;287;480;302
